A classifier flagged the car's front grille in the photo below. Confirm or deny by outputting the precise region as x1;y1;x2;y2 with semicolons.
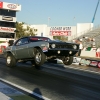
49;43;73;49
56;44;72;49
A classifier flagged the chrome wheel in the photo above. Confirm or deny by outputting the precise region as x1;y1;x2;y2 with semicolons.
6;54;16;68
7;56;11;64
33;48;46;69
35;52;41;63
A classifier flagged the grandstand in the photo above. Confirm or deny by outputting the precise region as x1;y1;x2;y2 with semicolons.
72;0;100;48
72;25;100;48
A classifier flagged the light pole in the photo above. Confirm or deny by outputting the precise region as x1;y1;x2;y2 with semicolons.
73;17;75;25
73;17;77;37
48;17;50;26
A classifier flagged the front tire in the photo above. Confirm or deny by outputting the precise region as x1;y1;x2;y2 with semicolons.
6;53;16;68
33;48;46;69
63;56;73;65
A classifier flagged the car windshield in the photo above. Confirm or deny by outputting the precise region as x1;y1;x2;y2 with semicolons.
29;37;52;42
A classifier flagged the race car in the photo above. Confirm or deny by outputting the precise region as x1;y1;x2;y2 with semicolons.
4;36;79;69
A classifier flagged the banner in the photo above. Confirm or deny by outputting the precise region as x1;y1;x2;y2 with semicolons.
73;57;81;65
97;62;100;68
50;26;71;36
89;61;98;67
79;59;91;66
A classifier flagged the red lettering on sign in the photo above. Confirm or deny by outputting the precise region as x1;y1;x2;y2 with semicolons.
50;31;71;36
0;27;14;32
7;4;17;9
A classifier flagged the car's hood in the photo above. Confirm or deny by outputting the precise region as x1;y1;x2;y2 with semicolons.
48;40;78;45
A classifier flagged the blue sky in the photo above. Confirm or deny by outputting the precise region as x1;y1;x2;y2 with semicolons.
1;0;100;26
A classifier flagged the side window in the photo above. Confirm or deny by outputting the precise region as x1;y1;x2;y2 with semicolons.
15;40;22;46
21;38;29;44
15;38;28;46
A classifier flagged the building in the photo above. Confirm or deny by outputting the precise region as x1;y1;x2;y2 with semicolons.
26;23;93;41
0;1;21;42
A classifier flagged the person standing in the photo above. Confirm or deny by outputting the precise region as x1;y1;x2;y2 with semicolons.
78;40;83;56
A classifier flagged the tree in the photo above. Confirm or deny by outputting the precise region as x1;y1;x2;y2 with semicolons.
53;36;68;41
15;22;36;39
53;36;61;40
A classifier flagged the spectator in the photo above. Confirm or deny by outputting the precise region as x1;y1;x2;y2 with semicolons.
78;40;83;56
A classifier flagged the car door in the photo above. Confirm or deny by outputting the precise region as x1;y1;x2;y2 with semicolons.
15;37;30;59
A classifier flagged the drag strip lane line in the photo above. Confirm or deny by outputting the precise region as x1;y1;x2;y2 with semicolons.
44;63;100;75
43;64;100;80
0;78;51;100
65;65;100;74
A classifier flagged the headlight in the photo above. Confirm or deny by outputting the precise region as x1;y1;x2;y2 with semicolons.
73;45;77;49
51;44;56;48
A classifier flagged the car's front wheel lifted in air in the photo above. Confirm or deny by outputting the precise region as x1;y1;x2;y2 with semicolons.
32;48;46;69
63;56;73;65
6;53;16;68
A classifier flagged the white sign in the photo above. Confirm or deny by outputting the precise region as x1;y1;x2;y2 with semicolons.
50;26;71;36
73;57;81;65
2;2;21;11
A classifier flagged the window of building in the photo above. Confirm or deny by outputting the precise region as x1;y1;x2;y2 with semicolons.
0;22;16;28
0;32;15;38
0;9;16;17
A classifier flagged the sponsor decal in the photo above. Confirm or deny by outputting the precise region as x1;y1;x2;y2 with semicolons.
73;57;81;63
7;4;17;9
73;57;81;65
85;60;91;65
2;16;13;21
89;61;98;67
79;59;91;66
97;62;100;68
42;46;48;52
79;59;86;65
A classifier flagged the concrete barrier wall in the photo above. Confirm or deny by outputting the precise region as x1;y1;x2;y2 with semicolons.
81;49;100;58
81;51;96;58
